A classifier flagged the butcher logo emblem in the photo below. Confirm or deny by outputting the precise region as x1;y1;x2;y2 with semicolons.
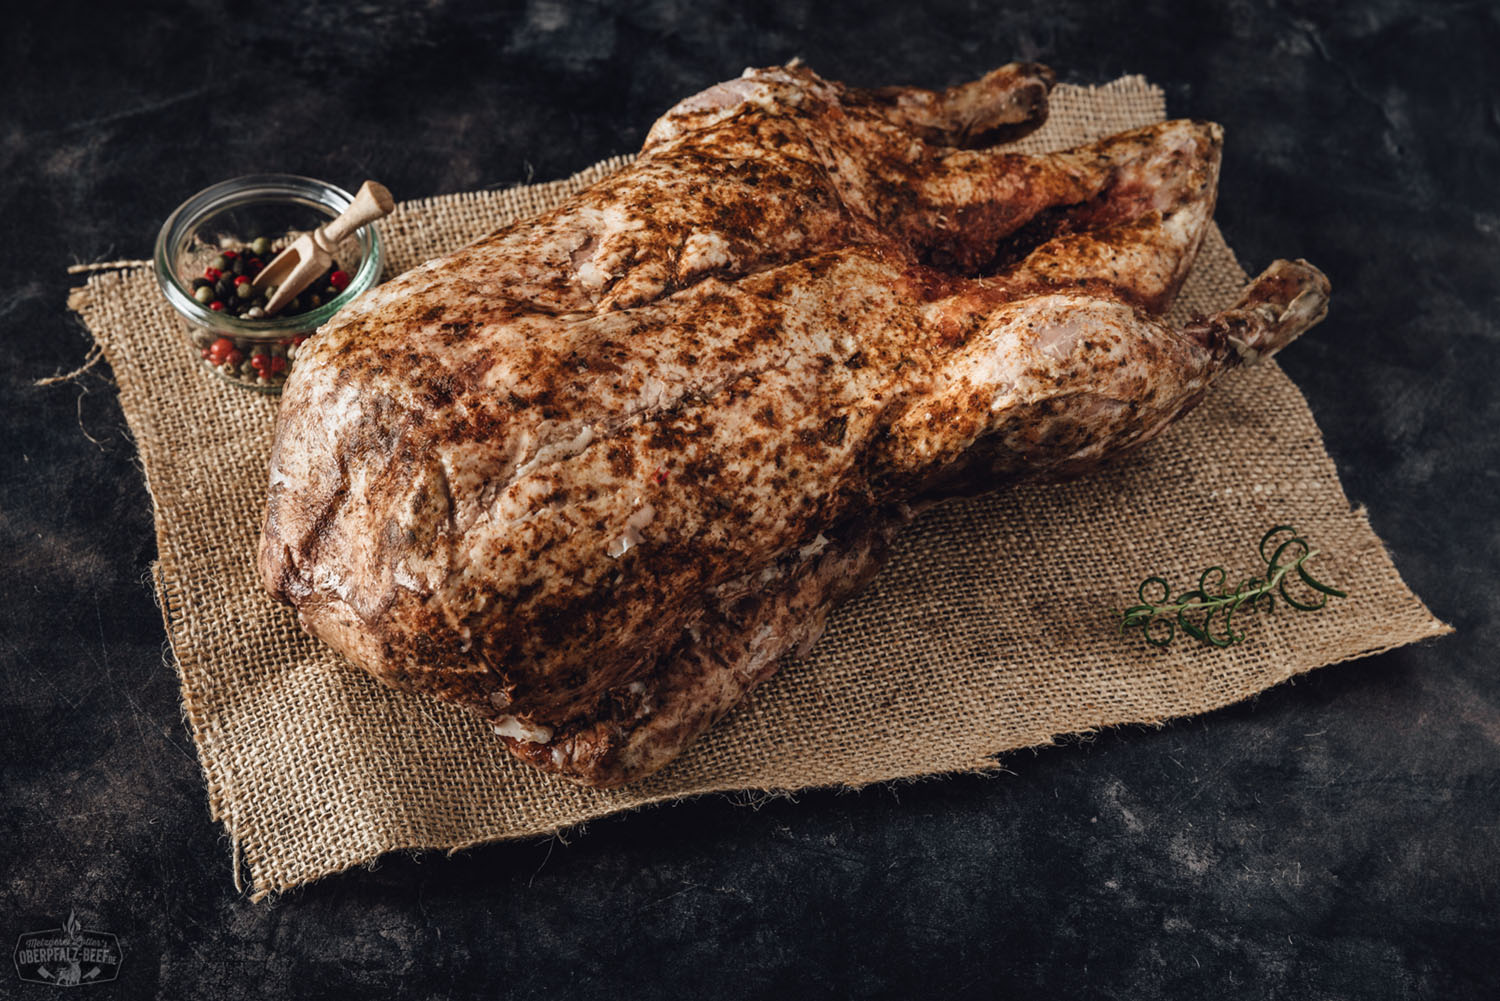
12;910;123;987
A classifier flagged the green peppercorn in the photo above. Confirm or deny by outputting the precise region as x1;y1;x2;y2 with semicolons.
251;236;272;256
193;285;215;304
236;282;254;300
210;254;229;271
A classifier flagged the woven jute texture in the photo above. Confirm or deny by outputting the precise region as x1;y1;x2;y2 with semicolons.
67;76;1448;899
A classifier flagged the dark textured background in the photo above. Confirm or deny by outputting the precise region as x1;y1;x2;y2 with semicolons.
3;1;1496;997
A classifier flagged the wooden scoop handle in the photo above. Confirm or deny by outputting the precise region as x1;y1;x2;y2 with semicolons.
318;181;395;248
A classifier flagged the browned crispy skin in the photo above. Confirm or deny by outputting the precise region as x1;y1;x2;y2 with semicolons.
858;62;1056;147
260;64;1329;786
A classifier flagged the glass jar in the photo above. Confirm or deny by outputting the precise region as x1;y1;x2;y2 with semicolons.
153;173;384;393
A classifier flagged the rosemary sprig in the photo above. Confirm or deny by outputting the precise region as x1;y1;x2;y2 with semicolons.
1120;525;1346;648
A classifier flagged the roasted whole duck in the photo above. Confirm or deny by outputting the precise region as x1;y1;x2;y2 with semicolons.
259;63;1330;786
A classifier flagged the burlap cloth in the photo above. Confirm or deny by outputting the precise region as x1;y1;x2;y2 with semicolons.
66;76;1448;899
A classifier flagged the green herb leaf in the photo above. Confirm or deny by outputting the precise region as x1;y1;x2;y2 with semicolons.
1118;526;1346;648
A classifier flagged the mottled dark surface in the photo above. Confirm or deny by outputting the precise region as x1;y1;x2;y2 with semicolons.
2;1;1495;997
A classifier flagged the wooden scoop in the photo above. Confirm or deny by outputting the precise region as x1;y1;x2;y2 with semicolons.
253;180;394;316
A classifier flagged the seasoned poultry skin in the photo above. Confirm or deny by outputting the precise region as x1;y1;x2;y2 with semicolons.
259;64;1329;786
